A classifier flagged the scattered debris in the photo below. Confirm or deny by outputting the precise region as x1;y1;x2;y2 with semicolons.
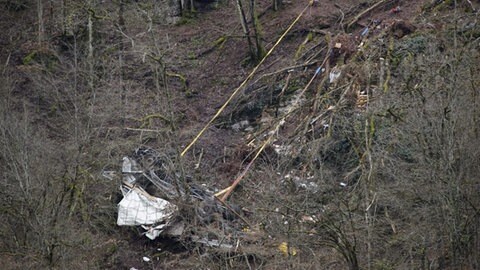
109;147;245;246
314;67;323;75
361;26;370;37
356;87;369;109
295;179;320;193
329;66;342;84
191;236;235;250
389;6;401;14
330;34;357;65
115;150;184;239
300;215;316;223
283;172;320;193
278;241;298;256
272;143;292;156
231;119;252;132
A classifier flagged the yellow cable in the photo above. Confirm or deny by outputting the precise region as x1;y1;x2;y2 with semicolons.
181;3;312;157
219;52;328;202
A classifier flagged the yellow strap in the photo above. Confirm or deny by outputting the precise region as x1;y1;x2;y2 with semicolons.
219;49;330;202
180;3;312;157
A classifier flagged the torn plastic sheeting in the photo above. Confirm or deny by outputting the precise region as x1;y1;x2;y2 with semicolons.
117;186;177;226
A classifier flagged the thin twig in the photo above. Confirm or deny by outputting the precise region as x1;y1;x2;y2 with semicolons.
124;127;162;132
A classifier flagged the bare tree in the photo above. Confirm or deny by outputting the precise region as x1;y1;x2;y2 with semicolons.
236;0;265;63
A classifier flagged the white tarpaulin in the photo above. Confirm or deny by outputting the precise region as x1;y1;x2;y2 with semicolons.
117;187;176;226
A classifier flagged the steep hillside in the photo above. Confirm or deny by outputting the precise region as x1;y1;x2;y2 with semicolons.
1;0;479;269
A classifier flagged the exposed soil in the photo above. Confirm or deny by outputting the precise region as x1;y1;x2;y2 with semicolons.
2;0;479;268
139;0;427;185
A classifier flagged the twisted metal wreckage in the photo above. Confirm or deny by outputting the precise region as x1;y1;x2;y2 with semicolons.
112;147;240;249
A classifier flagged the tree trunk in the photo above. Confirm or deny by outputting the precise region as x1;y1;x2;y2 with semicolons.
87;0;96;129
273;0;282;11
37;0;44;46
250;0;265;61
61;0;67;35
235;0;255;60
